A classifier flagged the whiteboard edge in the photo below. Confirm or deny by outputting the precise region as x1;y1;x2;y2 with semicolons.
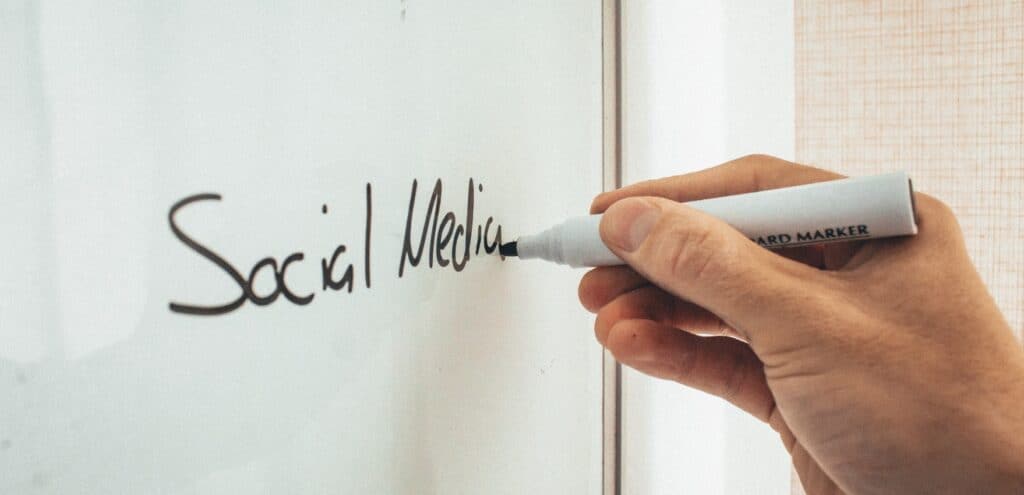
601;1;622;494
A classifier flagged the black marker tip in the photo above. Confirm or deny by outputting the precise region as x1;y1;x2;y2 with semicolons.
499;241;518;257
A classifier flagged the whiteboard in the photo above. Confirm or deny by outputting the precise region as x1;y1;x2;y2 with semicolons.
1;2;604;493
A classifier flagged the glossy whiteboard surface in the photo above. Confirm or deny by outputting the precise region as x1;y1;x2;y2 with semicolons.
1;2;603;493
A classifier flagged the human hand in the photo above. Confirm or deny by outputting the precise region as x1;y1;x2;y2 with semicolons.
579;155;1024;494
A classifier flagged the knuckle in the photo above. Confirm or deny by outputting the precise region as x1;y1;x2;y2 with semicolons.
731;154;840;191
593;317;608;345
577;271;598;311
593;304;618;344
658;219;733;284
915;192;954;218
737;153;781;165
913;192;962;233
714;318;734;338
594;306;615;344
669;343;700;383
675;238;718;283
731;154;791;190
719;352;750;403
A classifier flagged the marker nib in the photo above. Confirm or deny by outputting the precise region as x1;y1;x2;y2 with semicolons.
499;241;518;257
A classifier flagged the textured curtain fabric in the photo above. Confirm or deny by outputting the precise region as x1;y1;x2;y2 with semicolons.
795;0;1023;338
793;1;1023;492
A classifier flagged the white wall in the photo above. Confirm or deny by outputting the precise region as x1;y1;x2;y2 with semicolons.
620;1;795;493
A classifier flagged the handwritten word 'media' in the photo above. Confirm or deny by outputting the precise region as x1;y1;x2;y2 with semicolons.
167;179;503;316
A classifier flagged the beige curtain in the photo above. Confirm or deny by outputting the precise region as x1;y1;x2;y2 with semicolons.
793;1;1023;492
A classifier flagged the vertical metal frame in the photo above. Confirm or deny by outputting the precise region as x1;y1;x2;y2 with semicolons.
601;1;622;494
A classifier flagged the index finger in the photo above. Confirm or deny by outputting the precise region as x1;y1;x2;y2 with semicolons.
591;154;845;214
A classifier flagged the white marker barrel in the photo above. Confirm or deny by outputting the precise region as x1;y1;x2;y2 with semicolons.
516;172;918;268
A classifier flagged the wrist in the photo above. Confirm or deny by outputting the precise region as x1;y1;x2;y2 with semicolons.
979;360;1024;490
937;346;1024;492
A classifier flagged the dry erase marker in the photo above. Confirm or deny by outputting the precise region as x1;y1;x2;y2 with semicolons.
499;172;918;267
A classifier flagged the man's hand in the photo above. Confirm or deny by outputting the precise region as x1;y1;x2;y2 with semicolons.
579;155;1024;494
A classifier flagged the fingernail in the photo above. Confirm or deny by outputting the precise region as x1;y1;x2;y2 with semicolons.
604;199;661;252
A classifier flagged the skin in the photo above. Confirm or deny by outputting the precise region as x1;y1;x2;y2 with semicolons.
579;155;1024;494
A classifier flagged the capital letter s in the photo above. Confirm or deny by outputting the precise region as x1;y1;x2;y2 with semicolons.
168;193;249;315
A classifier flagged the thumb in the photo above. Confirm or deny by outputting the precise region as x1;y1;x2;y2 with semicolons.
599;197;826;342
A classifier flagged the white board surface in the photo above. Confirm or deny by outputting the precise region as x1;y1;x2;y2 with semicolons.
1;2;604;493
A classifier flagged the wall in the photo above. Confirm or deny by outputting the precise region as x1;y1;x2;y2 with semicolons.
619;1;795;493
620;1;1024;494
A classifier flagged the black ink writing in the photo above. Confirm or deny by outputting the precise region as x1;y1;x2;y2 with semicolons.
169;184;374;315
399;178;502;277
751;224;871;248
168;194;249;315
170;179;500;316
